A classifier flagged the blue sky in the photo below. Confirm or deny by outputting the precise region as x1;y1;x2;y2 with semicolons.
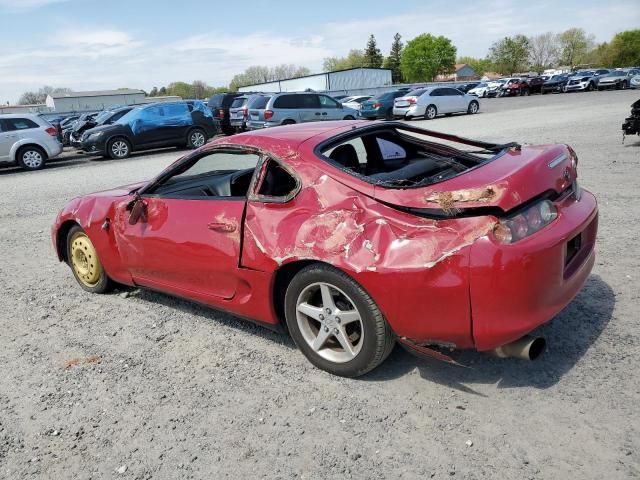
0;0;638;103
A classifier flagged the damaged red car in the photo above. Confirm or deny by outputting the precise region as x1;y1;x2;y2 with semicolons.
52;121;598;377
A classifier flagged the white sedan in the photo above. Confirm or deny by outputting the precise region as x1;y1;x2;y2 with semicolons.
340;95;372;111
393;86;480;120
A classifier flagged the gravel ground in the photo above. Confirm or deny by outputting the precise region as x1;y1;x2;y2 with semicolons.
0;90;638;479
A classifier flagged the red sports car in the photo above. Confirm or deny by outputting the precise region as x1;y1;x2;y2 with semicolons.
52;121;598;377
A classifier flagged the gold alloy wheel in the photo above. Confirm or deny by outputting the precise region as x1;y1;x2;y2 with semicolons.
69;231;103;287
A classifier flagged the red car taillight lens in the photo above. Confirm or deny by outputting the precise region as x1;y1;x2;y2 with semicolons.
264;110;274;120
218;109;224;119
408;97;417;104
45;126;56;137
242;107;248;119
494;200;558;244
373;102;382;108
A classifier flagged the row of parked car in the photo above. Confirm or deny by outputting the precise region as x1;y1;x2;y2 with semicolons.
0;100;219;170
465;67;640;98
209;85;483;133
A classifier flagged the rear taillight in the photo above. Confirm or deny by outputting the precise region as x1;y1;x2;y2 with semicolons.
218;109;224;119
494;200;558;244
45;127;56;137
408;97;417;104
242;107;248;119
264;110;274;120
373;102;382;108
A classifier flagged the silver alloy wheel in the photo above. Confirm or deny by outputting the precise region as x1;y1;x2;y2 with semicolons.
296;282;364;363
469;102;479;114
190;131;206;147
426;106;437;119
111;140;129;158
22;150;43;168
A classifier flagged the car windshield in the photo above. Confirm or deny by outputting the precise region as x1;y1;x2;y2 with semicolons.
406;88;427;97
475;82;488;88
608;71;625;77
115;108;142;125
372;93;392;100
94;111;112;123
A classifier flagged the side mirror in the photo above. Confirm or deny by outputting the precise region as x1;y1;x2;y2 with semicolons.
127;196;147;225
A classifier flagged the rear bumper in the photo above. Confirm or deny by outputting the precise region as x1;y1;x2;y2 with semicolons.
470;189;598;351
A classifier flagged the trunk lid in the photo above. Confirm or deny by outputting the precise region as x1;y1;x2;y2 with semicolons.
373;144;577;213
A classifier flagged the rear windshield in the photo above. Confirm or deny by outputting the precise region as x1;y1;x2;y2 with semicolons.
248;95;270;109
318;125;503;190
406;88;427;97
231;97;248;108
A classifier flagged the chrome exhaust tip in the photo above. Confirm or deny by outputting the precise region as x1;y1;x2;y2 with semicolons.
491;336;546;361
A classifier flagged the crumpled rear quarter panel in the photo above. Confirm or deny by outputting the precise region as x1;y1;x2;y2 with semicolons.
242;152;497;348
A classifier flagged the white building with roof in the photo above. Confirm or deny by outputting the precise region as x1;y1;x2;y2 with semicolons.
45;89;146;112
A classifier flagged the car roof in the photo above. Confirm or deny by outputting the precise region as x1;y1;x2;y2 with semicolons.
0;113;42;119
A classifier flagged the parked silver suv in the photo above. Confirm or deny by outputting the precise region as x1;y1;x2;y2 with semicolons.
0;114;63;170
253;92;359;129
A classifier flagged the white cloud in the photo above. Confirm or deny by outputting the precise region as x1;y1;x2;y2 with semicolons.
1;1;639;104
0;0;67;10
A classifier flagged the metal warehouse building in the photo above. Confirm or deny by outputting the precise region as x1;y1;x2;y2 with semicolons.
238;67;392;94
45;89;146;112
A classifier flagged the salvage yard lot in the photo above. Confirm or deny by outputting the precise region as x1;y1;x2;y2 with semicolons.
0;90;638;479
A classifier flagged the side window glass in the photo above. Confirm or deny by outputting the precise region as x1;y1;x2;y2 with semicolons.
300;94;320;109
151;151;261;199
319;95;339;109
6;118;38;130
0;120;5;132
274;95;296;109
430;89;441;97
256;159;298;199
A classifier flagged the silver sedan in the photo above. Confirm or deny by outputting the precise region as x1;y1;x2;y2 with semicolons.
393;86;480;120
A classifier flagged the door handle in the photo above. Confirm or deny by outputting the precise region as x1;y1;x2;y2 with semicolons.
315;112;321;116
322;112;328;116
207;221;236;233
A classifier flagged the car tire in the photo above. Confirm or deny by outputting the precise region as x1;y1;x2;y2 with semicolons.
425;105;437;120
107;137;131;159
284;263;395;377
384;107;393;120
186;128;207;149
621;81;628;90
467;100;479;114
16;145;47;171
66;225;112;294
343;115;356;120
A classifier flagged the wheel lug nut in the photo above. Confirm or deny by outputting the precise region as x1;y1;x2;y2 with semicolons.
319;314;324;321
325;308;331;314
333;328;339;335
335;317;341;323
324;326;329;332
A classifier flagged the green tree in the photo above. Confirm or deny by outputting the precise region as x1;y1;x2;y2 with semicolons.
383;33;404;83
488;35;530;74
363;34;384;68
323;49;367;71
166;81;194;98
456;56;495;76
558;28;594;67
229;64;311;88
158;86;167;95
148;86;158;97
400;34;456;82
608;29;640;66
18;86;71;105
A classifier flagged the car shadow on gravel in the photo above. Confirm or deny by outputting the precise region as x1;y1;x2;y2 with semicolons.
364;275;614;393
132;289;297;350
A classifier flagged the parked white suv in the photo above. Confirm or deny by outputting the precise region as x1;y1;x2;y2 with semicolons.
0;114;63;170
